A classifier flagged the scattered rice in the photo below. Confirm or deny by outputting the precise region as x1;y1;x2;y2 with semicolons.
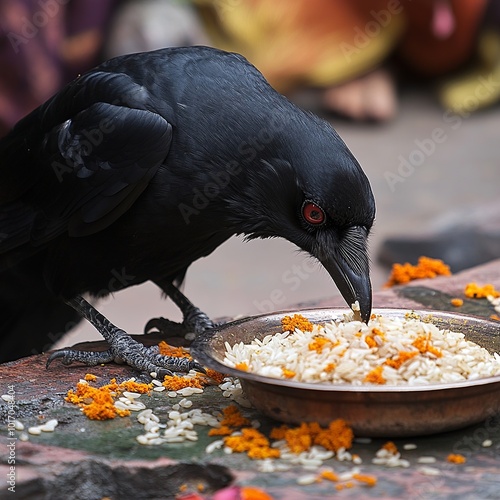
418;466;441;476
372;442;410;468
14;420;24;431
27;420;59;435
417;456;437;464
206;439;224;454
297;467;377;488
403;443;417;450
482;439;493;448
219;377;251;407
223;314;500;386
135;407;220;446
296;474;318;485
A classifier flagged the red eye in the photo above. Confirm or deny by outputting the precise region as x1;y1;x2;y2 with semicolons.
302;201;325;225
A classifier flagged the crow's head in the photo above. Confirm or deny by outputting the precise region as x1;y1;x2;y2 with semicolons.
225;111;376;322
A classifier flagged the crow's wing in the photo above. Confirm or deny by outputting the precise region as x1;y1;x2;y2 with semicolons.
0;71;173;257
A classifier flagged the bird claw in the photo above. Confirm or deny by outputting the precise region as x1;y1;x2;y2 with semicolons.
46;331;206;377
45;296;210;378
144;311;215;339
144;317;186;336
46;348;114;368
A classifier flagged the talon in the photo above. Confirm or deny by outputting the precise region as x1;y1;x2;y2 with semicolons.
144;317;185;336
46;346;114;369
154;368;174;379
190;360;207;374
46;349;72;368
46;296;212;376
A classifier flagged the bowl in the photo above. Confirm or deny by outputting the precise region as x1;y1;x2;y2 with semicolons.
191;308;500;437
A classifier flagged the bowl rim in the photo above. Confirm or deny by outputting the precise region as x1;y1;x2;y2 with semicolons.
190;306;500;394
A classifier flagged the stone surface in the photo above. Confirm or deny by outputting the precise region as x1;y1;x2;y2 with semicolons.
378;199;500;272
1;260;500;499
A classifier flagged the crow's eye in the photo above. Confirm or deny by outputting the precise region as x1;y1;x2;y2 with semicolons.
302;201;325;225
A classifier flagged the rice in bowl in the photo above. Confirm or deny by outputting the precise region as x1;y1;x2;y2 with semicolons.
223;313;500;386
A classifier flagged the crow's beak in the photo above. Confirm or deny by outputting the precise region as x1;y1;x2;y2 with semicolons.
320;227;372;322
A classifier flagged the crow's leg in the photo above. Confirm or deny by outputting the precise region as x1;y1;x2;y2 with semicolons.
46;295;204;377
145;280;215;338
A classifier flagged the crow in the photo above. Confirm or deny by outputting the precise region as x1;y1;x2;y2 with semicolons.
0;46;375;375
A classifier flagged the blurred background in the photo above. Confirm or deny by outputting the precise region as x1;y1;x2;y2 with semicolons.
0;0;499;348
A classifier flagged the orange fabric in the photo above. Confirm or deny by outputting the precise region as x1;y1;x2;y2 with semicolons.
199;0;488;89
198;0;405;91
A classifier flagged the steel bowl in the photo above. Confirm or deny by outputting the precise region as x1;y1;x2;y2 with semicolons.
191;308;500;437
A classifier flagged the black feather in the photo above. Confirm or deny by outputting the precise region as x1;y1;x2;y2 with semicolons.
0;46;375;361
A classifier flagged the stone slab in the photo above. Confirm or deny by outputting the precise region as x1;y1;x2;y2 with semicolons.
1;259;500;499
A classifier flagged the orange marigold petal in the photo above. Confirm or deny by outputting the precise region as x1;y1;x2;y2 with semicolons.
382;441;398;454
281;314;314;332
220;405;251;428
385;256;451;287
162;375;203;391
158;340;192;358
353;473;378;487
464;282;500;299
364;366;386;384
320;470;339;482
447;453;466;464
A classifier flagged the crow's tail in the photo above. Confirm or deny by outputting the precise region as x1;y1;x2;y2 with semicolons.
0;256;81;363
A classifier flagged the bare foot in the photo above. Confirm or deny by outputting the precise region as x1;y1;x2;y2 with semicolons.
322;69;397;121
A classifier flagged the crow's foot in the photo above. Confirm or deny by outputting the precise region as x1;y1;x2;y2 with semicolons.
46;296;205;377
150;280;216;339
145;312;215;339
144;317;187;337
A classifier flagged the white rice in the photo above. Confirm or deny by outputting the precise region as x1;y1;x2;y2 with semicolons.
28;419;59;435
135;407;220;446
223;314;500;385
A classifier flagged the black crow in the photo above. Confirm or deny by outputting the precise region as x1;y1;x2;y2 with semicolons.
0;47;375;375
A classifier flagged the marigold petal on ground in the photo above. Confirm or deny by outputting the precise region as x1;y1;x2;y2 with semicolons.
385;256;451;287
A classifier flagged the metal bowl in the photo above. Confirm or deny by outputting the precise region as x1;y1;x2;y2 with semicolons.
191;308;500;437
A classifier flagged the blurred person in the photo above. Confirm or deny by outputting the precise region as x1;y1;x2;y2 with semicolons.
106;0;499;121
196;0;499;120
0;0;118;136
